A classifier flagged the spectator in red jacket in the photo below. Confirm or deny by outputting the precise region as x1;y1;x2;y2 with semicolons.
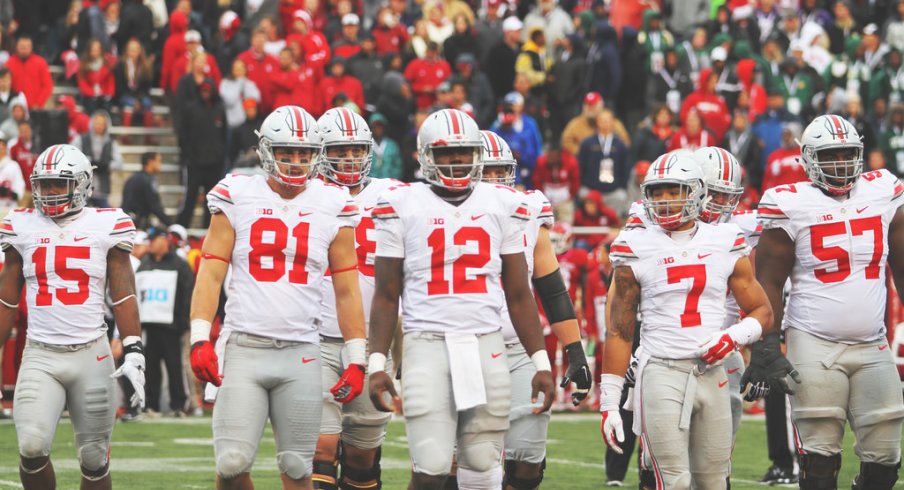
9;120;36;200
679;68;731;142
237;30;281;112
761;122;807;192
332;13;362;59
169;31;222;93
320;57;365;114
57;95;90;141
533;146;581;223
277;0;306;35
6;36;52;109
403;41;452;109
285;9;331;76
372;6;409;55
272;48;322;114
668;108;715;152
77;39;116;114
160;10;189;93
573;190;621;250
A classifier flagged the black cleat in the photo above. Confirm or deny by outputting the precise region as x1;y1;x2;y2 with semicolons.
759;465;798;485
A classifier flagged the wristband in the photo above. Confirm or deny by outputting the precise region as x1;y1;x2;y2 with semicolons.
530;350;552;372
345;338;367;365
190;319;212;345
122;335;144;355
729;317;763;346
368;352;387;374
599;373;625;412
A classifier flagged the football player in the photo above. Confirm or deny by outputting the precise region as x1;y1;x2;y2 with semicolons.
367;109;555;490
189;106;368;490
601;152;775;488
753;115;904;489
0;144;142;490
313;107;396;490
478;130;592;490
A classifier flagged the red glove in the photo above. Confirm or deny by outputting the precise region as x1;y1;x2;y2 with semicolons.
698;333;737;365
191;341;223;386
330;364;365;403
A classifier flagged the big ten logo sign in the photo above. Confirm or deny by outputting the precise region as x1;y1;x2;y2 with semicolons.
141;288;169;303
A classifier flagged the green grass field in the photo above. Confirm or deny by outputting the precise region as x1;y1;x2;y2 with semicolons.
0;414;899;489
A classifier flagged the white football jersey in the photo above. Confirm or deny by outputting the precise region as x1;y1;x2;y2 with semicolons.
722;210;762;328
610;222;748;359
374;182;530;335
758;170;904;343
625;200;649;229
319;177;396;339
0;207;136;345
208;174;360;343
500;189;554;343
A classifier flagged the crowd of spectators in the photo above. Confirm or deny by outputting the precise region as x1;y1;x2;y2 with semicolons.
0;0;901;236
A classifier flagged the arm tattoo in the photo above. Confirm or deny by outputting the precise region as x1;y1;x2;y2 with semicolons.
611;266;639;342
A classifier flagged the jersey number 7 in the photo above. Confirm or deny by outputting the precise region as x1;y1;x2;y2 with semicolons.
667;264;707;327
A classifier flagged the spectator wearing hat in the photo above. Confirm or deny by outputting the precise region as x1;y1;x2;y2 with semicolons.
736;58;767;123
332;13;363;59
404;41;452;109
430;80;454;111
561;92;630;158
646;48;693;116
637;10;675;74
492;91;543;186
452;53;495;127
533;145;581;223
723;108;765;190
761;122;806;192
321;57;365;114
523;0;574;56
625;159;651;210
349;35;387;107
631;104;675;164
276;0;306;34
548;34;588;141
169;30;222;94
176;80;226;228
515;27;552;98
229;99;264;170
485;16;523;104
122;151;172;229
668;107;715;152
574;190;622;250
6;35;52;110
284;9;330;77
57;95;90;142
578;109;631;215
237;29;281;112
214;11;250;75
710;45;743;110
75;110;122;208
444;15;478;76
373;6;410;55
160;10;190;93
115;38;155;129
0;138;25;210
679;68;731;142
369;113;403;179
135;226;194;416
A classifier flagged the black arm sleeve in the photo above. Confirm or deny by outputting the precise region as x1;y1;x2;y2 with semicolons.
532;268;576;324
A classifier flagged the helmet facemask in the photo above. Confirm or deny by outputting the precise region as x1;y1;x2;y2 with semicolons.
642;180;704;231
479;162;516;186
258;138;321;187
32;173;90;218
803;144;863;196
422;145;482;191
699;183;742;223
320;142;373;186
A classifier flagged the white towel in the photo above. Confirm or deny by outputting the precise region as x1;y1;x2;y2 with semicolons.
444;333;487;411
203;330;232;402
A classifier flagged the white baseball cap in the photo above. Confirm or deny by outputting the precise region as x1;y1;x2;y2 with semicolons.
502;16;523;32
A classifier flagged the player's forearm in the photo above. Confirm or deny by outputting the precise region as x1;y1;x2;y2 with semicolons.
746;303;775;336
0;307;17;345
758;280;785;337
189;262;227;323
333;273;366;341
602;334;632;376
368;295;398;356
113;300;142;338
507;289;546;356
550;319;582;346
107;248;141;338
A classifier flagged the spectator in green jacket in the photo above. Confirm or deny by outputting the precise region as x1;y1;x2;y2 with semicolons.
368;113;402;180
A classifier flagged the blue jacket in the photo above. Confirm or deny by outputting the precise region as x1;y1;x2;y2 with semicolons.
491;114;543;186
578;133;630;193
752;109;799;169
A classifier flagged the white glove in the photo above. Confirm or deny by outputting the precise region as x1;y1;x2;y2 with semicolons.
697;317;763;364
599;373;626;454
112;352;146;409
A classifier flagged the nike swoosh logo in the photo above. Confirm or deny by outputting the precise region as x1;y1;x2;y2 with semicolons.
698;253;712;259
857;206;869;213
491;352;502;359
96;355;109;361
364;206;375;212
302;357;316;363
74;236;88;242
719;380;729;388
299;212;313;217
471;214;485;221
727;368;740;374
879;345;888;351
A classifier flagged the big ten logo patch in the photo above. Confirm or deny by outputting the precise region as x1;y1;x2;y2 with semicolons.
140;288;170;303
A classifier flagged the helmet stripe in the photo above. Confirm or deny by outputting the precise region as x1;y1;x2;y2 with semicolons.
340;107;355;138
829;115;846;143
44;145;59;172
449;110;461;135
291;106;305;137
488;132;500;157
657;156;666;178
718;148;731;182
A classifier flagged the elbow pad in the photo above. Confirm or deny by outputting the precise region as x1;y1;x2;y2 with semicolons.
532;269;576;324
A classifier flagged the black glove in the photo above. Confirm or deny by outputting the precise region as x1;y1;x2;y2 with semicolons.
740;333;802;401
624;353;639;388
561;342;592;405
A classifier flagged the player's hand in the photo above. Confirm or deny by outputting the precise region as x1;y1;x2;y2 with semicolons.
369;371;401;413
190;341;223;387
112;352;146;409
600;410;625;454
531;370;555;414
331;364;365;403
741;334;802;401
561;342;592;406
696;332;737;364
624;354;639;388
